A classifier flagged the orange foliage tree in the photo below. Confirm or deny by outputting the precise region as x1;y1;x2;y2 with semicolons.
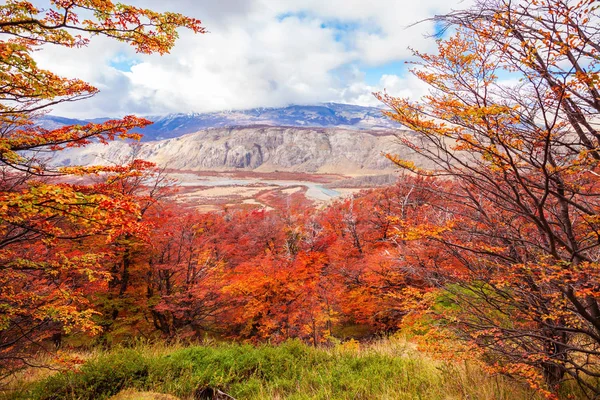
0;0;204;380
378;0;600;395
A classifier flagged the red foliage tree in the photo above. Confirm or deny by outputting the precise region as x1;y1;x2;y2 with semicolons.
0;0;204;380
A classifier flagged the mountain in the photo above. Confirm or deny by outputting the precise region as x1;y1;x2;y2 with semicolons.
51;126;415;175
36;115;90;130
36;103;400;141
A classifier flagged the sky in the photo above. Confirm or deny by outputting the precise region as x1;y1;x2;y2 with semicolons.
33;0;470;118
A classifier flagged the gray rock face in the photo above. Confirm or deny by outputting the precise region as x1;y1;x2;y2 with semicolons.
51;126;417;174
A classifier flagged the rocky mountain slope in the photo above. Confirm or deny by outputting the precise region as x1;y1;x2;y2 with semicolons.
38;103;400;142
51;125;414;175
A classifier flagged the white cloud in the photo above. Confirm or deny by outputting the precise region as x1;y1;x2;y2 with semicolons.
30;0;468;118
336;70;431;107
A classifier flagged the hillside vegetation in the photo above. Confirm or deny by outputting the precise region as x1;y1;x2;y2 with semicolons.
7;339;540;400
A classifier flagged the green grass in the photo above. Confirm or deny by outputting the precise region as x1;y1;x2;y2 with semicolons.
5;338;541;400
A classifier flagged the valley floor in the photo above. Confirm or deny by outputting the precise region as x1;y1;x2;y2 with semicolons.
170;170;394;211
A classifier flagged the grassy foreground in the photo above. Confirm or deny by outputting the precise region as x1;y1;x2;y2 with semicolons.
5;338;540;400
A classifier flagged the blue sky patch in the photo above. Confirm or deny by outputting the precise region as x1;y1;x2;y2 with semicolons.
276;11;309;22
363;61;407;84
109;54;140;72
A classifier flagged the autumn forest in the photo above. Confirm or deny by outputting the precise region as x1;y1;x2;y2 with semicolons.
1;0;600;399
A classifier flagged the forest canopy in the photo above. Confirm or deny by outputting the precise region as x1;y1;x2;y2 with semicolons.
1;0;600;399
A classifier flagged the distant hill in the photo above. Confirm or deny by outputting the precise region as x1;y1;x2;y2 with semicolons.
36;103;400;141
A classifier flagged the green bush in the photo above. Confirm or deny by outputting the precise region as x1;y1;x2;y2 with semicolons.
28;349;149;400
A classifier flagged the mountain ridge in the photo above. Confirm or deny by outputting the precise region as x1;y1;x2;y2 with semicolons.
38;103;401;142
